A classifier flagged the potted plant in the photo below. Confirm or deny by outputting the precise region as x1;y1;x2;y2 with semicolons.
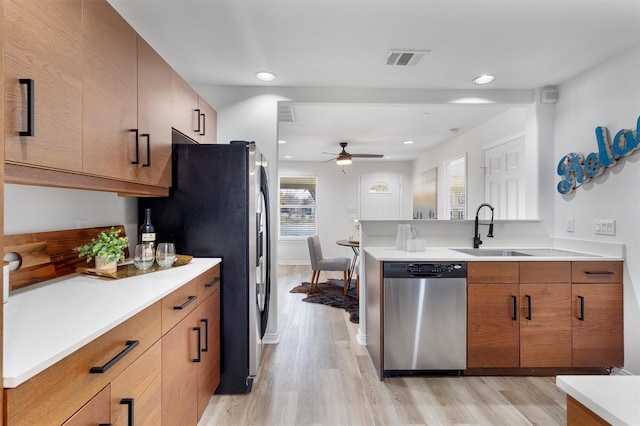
74;227;129;272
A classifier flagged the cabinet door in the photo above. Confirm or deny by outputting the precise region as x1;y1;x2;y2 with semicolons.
197;288;221;418
63;384;111;426
467;283;520;368
520;283;572;367
111;341;162;426
171;70;200;141
4;0;83;171
572;283;623;367
137;36;173;187
162;308;200;426
197;97;217;144
82;0;138;181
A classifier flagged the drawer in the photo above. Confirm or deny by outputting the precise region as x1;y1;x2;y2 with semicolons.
520;261;571;283
198;263;221;302
467;261;519;283
162;277;199;334
5;301;161;426
572;261;623;283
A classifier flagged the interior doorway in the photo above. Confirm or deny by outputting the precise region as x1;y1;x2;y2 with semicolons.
483;134;525;219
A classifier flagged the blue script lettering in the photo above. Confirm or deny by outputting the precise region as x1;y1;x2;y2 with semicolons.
557;116;640;194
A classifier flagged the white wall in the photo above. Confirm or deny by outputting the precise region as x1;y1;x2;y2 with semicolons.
553;44;640;373
4;184;138;251
278;160;413;264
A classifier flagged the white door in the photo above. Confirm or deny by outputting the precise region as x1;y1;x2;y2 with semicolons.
483;135;525;219
358;174;403;220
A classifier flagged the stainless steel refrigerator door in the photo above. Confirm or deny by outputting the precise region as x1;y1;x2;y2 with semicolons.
383;277;466;370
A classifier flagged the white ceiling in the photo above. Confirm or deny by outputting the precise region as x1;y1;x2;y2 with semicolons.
108;0;640;162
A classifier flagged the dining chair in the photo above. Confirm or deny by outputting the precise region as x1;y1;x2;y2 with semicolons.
307;235;351;295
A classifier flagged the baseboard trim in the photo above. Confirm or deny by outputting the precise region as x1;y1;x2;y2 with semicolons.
263;331;280;345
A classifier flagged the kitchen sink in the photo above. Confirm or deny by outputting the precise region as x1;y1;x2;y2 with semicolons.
450;248;532;257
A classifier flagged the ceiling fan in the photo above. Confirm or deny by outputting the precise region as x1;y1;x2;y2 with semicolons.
323;142;384;165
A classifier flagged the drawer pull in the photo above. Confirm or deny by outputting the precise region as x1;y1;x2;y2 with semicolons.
120;398;134;426
19;78;35;136
205;276;220;288
193;326;202;362
130;129;139;165
173;295;197;310
90;340;139;374
201;318;209;352
142;133;151;167
194;108;201;133
584;271;614;275
511;295;517;321
578;295;585;321
525;295;532;320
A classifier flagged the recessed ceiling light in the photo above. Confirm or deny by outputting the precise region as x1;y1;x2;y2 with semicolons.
472;74;496;85
283;155;292;159
403;140;414;145
255;71;276;82
278;140;287;144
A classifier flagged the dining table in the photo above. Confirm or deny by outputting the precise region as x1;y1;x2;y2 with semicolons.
336;239;359;292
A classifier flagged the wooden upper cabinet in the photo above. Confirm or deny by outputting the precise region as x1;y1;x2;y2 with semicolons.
198;97;217;144
82;0;138;182
137;36;173;187
171;70;200;141
4;0;83;172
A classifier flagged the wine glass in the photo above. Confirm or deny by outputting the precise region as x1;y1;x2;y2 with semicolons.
156;242;176;268
133;244;155;270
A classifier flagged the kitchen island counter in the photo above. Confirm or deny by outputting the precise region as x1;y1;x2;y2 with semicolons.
556;375;640;425
3;257;221;388
364;247;622;261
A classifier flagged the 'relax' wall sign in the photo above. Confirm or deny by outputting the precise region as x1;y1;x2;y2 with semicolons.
557;116;640;194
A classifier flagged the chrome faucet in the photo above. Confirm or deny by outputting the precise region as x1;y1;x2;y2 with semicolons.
473;203;494;248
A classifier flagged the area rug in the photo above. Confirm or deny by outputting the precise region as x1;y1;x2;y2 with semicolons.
290;279;359;323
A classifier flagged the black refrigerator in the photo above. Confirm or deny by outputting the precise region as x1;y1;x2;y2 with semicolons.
139;130;271;394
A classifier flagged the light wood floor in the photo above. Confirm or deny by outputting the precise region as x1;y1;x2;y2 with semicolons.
199;265;567;425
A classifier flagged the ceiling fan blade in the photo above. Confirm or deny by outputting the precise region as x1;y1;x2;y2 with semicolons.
323;157;338;163
351;153;384;158
322;151;339;155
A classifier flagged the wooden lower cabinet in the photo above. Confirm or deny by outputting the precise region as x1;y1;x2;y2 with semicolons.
111;341;162;426
467;261;623;370
162;284;221;425
62;384;111;426
566;396;609;426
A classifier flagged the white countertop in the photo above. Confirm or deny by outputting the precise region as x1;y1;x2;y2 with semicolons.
3;257;221;388
556;375;640;425
364;247;621;261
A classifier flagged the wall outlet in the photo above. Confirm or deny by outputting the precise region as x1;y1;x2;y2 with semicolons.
76;218;88;229
595;218;615;236
567;218;574;232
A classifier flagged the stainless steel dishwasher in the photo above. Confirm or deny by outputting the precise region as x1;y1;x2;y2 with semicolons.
383;262;467;376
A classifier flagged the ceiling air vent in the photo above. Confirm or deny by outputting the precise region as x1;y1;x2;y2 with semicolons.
385;49;430;66
278;104;295;123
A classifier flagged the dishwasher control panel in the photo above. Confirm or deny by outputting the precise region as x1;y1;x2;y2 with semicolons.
383;261;467;278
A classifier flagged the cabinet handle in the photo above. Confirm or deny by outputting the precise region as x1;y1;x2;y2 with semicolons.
98;424;113;426
141;133;151;167
120;398;134;426
585;271;614;275
200;112;206;136
173;295;197;310
193;326;202;362
525;295;532;320
578;295;585;321
194;108;201;133
89;340;139;373
201;318;209;352
511;295;517;320
130;129;140;164
19;78;35;136
205;276;220;288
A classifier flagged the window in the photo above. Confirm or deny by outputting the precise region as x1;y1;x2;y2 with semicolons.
279;176;317;238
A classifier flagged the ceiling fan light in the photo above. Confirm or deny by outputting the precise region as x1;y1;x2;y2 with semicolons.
336;156;352;166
